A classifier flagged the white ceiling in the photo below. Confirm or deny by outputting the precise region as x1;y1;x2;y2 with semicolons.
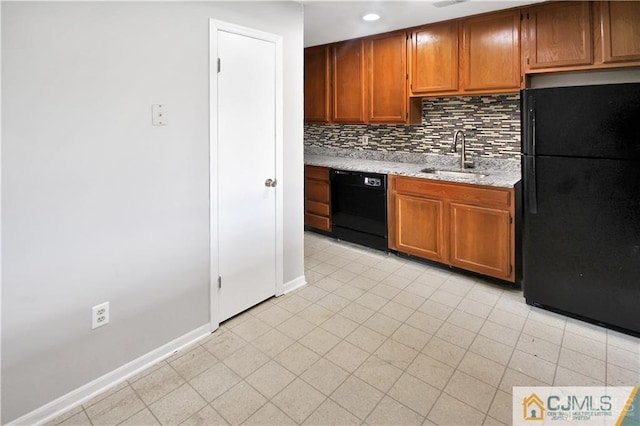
302;0;545;47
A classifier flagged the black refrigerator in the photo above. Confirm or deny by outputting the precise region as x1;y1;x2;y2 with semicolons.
521;82;640;336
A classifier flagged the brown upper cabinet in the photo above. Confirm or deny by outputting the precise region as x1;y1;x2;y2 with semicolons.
331;39;367;123
461;10;521;93
410;21;459;94
305;31;418;124
367;31;409;123
596;1;640;64
524;1;593;70
331;32;417;124
304;45;331;123
523;1;640;73
409;10;521;97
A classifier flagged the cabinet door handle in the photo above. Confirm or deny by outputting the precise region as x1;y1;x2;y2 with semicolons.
265;178;277;188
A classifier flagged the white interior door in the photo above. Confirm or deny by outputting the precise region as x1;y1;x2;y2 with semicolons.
210;21;283;324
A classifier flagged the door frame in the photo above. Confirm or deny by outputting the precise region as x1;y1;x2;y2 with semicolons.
209;19;284;332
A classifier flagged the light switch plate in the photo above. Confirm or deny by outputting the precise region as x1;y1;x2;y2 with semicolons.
152;104;167;126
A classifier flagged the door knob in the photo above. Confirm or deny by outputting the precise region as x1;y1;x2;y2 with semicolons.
265;178;277;188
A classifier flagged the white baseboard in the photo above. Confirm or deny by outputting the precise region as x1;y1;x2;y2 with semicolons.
11;324;212;426
282;275;306;294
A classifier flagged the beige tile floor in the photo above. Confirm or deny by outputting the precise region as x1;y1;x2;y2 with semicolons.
49;232;640;425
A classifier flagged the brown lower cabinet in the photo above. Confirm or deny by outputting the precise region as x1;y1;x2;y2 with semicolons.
388;175;516;282
304;165;331;232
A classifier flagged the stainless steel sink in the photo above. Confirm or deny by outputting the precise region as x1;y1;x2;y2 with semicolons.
420;168;488;179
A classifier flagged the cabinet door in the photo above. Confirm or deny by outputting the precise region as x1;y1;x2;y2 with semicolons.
461;11;521;92
305;180;330;204
304;166;331;232
598;1;640;63
410;21;459;94
526;2;592;70
393;193;447;263
367;31;407;123
332;40;367;123
449;203;512;280
304;45;331;123
305;213;331;232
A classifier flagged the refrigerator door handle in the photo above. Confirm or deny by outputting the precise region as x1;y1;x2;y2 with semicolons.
524;155;538;214
531;107;536;157
529;95;536;157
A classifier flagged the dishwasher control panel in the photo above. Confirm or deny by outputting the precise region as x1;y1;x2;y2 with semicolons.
364;177;382;187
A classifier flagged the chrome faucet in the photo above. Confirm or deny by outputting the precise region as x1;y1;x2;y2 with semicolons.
452;130;474;169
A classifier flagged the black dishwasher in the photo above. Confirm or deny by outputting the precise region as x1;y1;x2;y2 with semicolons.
331;169;388;251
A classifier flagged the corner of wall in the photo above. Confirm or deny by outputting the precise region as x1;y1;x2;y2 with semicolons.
282;275;306;295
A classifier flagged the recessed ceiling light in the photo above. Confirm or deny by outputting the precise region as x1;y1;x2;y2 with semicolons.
362;13;381;21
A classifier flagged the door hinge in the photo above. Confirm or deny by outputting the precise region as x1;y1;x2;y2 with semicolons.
509;215;513;224
406;73;409;80
509;264;513;273
217;276;222;289
527;12;530;19
217;58;221;73
520;75;524;83
406;112;409;119
526;58;530;65
520;13;523;21
406;32;409;41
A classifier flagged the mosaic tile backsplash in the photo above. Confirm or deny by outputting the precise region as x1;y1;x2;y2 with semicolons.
304;94;521;159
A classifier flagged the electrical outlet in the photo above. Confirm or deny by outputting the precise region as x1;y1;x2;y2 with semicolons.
362;135;369;145
92;302;110;329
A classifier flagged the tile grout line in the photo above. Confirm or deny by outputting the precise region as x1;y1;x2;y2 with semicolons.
605;329;609;386
159;352;220;424
125;377;166;426
552;317;569;386
478;301;532;425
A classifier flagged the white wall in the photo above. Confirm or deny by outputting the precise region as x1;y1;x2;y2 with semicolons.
530;68;640;88
1;1;304;422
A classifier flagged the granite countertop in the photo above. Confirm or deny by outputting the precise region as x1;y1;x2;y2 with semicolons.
304;147;521;188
